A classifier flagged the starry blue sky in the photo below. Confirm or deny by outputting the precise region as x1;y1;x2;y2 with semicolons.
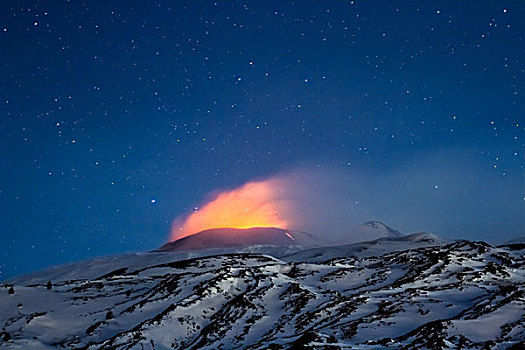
1;1;524;279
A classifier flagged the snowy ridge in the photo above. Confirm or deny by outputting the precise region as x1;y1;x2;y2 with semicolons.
281;232;447;263
4;246;304;286
4;230;431;286
1;238;524;349
332;220;408;245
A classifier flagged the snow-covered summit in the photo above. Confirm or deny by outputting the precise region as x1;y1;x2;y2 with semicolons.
360;220;404;237
335;220;407;245
156;221;406;254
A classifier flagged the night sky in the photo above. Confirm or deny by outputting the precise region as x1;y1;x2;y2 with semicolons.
1;1;524;279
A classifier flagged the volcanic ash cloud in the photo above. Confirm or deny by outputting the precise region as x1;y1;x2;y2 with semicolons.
170;177;296;241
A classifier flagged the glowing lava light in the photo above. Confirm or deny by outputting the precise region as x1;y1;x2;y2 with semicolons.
170;178;290;241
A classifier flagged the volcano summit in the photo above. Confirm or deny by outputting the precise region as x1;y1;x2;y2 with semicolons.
156;227;319;252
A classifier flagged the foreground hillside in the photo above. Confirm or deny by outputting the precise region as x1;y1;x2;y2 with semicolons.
1;239;524;349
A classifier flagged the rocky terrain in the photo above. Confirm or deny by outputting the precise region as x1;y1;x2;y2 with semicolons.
1;232;524;349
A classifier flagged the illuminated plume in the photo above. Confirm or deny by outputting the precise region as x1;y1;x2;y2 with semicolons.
170;178;291;241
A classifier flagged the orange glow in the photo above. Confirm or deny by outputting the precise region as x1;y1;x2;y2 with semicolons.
170;178;290;241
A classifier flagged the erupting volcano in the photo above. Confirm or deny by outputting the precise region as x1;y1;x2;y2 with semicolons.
158;227;319;252
170;177;294;241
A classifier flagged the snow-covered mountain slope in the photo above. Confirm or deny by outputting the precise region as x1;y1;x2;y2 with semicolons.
4;245;305;286
4;230;429;286
281;232;447;263
156;227;319;252
1;240;524;349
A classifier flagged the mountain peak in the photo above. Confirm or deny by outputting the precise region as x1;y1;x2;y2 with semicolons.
360;221;404;237
155;227;319;252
